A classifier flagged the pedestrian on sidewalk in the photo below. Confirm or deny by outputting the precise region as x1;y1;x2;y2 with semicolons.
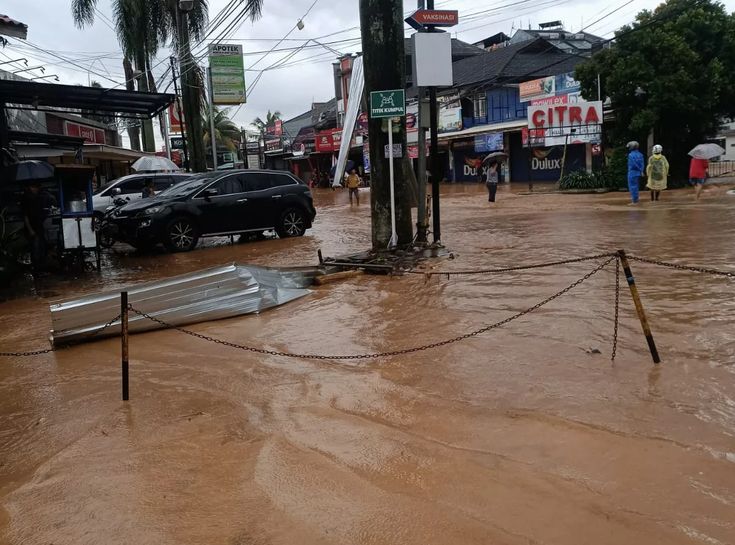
485;161;499;203
346;168;361;205
689;155;709;200
626;141;644;205
645;144;669;201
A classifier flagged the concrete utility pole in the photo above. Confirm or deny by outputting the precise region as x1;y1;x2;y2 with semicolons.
359;0;414;249
415;0;428;244
176;4;206;172
427;0;441;244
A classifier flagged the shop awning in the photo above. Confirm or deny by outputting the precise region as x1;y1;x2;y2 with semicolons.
62;144;152;162
438;119;527;140
10;129;85;159
0;79;174;119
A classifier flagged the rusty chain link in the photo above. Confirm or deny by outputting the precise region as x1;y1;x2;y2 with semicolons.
129;256;616;361
0;312;122;358
406;252;617;277
612;256;620;361
627;255;735;278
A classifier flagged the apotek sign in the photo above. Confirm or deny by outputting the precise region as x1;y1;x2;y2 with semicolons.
208;44;246;105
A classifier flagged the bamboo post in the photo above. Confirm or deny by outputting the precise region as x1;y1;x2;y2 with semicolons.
121;291;129;400
618;250;661;364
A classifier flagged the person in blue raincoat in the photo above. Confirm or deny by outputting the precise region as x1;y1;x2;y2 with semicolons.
626;141;644;205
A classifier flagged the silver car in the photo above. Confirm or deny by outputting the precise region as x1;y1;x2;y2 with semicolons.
93;173;193;215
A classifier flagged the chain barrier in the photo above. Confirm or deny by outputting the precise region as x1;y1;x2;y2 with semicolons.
10;250;730;361
0;312;123;358
612;257;620;361
627;255;735;278
406;252;618;278
129;256;616;361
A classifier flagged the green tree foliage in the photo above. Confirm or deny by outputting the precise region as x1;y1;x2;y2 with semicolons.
575;0;735;178
71;0;210;152
203;106;241;151
252;110;282;138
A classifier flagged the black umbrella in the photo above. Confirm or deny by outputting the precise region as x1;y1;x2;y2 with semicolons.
1;160;55;183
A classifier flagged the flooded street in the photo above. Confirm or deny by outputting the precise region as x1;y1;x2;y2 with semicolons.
2;184;735;545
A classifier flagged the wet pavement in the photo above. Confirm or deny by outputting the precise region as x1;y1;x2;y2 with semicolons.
1;183;735;544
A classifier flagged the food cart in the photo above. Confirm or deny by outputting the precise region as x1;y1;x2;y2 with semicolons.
54;164;101;271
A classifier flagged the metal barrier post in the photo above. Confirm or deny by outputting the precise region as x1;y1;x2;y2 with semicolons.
121;291;129;400
618;250;661;364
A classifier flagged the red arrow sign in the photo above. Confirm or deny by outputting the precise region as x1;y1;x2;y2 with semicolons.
405;9;459;29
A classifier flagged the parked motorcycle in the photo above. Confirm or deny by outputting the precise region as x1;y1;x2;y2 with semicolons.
94;196;129;248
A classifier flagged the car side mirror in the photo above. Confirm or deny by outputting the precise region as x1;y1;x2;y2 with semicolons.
203;188;219;200
113;187;122;196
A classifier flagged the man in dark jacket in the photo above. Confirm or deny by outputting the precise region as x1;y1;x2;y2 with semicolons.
21;182;55;272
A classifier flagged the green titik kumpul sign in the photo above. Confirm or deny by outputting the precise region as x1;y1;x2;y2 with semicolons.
209;44;246;105
370;89;406;118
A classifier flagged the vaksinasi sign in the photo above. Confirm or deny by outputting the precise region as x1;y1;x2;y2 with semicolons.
208;44;246;105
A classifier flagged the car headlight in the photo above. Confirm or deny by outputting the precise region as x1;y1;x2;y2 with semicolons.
144;207;162;215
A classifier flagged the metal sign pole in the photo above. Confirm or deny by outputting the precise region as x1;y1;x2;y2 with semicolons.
207;66;218;171
162;111;172;161
388;117;397;248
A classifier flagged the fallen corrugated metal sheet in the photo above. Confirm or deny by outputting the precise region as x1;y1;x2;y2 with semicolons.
50;263;313;345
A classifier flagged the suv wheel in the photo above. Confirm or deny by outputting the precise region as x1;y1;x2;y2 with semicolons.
276;208;307;238
165;217;199;252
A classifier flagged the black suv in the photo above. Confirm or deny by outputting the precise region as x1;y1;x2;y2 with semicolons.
111;169;316;251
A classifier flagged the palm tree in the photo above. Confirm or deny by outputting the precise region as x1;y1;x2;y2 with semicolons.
70;0;210;153
252;109;282;139
203;106;241;151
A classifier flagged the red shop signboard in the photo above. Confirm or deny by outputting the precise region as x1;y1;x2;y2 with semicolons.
315;128;342;153
64;121;106;145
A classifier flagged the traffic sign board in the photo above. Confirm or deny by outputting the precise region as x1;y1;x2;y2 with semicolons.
405;9;459;30
370;89;406;119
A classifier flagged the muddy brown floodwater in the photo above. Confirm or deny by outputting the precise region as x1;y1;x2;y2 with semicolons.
2;184;735;545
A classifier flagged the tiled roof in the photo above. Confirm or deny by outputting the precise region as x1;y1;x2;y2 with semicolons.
452;38;583;89
282;98;337;138
0;14;28;38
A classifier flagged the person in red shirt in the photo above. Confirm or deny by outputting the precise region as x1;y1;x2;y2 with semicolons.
689;157;709;200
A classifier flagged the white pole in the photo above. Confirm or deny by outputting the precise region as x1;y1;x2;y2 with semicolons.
207;66;218;170
388;117;397;249
597;73;601;102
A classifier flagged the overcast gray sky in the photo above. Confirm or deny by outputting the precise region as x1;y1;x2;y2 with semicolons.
3;0;735;147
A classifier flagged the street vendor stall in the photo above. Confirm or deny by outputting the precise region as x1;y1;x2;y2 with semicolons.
55;164;99;270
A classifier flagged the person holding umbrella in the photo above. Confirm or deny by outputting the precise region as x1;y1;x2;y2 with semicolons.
645;144;669;201
689;143;723;200
482;151;506;203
